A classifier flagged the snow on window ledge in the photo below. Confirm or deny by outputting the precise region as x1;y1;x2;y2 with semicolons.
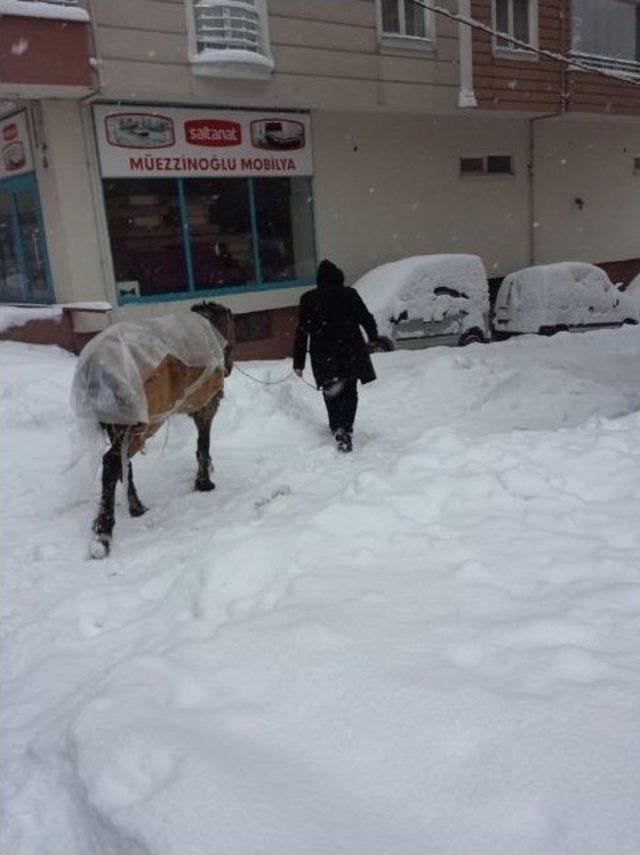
568;51;640;80
0;0;90;22
189;49;274;79
0;305;63;333
378;33;436;53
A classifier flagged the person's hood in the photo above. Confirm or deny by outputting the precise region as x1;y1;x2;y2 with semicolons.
317;259;345;290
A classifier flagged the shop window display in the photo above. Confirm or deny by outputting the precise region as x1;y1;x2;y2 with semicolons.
254;176;315;284
103;175;316;302
103;179;189;297
183;178;254;289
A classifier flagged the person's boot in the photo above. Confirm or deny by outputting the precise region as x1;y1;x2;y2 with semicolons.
335;428;353;453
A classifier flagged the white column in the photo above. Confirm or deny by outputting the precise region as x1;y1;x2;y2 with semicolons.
457;0;478;108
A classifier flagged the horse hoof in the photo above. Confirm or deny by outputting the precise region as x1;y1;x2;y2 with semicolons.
195;478;215;492
89;533;111;559
129;503;147;518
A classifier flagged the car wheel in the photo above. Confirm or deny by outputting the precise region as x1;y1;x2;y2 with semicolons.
539;325;567;336
459;330;485;346
622;318;639;326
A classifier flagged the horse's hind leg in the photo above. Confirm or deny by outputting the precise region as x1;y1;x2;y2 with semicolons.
192;397;220;492
91;440;122;558
127;462;147;518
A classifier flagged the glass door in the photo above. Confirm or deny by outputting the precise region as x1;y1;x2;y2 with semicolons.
0;173;53;303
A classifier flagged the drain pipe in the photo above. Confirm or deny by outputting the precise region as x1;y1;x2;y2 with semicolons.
457;0;477;108
528;1;569;265
81;0;104;103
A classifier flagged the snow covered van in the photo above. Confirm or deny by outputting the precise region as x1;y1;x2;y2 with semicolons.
625;273;640;306
353;254;491;349
493;262;640;337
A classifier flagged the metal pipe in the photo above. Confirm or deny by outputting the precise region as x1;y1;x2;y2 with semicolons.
457;0;477;108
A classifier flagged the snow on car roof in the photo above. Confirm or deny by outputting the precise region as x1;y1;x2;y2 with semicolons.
500;262;611;296
353;254;488;334
626;273;640;300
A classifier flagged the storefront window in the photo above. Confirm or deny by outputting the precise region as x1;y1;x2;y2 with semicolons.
0;174;53;304
183;178;254;289
102;175;317;302
254;176;315;284
103;179;189;298
0;189;22;302
14;189;49;302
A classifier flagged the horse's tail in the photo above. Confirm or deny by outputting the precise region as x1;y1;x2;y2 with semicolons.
66;360;122;482
72;354;140;425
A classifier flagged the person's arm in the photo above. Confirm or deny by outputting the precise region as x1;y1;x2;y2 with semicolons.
293;300;309;375
350;290;379;342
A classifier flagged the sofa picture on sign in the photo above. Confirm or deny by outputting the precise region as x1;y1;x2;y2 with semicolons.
251;119;305;151
105;114;175;149
2;142;26;172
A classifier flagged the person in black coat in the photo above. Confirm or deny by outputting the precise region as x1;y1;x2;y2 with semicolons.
293;259;379;452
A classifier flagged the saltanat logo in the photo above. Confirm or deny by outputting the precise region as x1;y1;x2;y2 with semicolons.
2;123;18;142
185;119;242;147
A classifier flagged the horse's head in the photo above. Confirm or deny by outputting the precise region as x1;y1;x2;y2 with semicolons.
191;301;235;376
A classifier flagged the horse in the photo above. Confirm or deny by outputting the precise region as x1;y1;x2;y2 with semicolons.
72;301;235;558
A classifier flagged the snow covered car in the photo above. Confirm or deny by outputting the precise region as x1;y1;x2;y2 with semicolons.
353;254;491;350
624;273;640;306
493;262;640;338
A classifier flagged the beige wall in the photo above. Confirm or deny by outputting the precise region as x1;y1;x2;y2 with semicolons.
36;100;105;312
90;0;461;115
533;119;640;266
313;110;531;283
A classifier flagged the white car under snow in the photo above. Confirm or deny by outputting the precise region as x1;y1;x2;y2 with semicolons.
624;272;640;306
494;262;640;337
353;254;491;349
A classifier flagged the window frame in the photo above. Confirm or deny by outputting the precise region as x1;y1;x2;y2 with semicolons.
492;0;539;60
459;153;515;177
184;0;274;78
375;0;436;50
101;175;317;306
569;0;640;78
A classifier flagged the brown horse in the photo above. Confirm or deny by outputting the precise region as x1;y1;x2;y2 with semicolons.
76;301;234;558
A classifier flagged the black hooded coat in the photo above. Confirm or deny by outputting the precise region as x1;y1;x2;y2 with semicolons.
293;260;379;388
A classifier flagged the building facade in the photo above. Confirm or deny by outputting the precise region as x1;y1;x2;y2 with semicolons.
1;0;639;357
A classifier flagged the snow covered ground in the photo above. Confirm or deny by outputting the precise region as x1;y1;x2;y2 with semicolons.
3;329;640;855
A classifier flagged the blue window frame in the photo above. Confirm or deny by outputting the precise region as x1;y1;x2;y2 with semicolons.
102;174;316;305
0;172;54;304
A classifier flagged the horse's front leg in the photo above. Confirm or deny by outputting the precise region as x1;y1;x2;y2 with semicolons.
91;434;123;558
127;461;147;517
192;396;221;492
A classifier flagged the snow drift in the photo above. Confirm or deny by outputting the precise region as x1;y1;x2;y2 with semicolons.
3;329;640;855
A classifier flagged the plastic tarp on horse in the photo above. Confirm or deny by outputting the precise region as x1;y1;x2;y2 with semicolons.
72;313;227;428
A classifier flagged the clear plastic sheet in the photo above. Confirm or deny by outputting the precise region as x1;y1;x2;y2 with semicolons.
72;313;227;426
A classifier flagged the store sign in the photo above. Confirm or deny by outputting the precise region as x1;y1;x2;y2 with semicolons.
94;105;313;178
0;111;34;180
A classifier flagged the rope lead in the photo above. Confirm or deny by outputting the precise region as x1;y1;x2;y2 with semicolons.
233;363;319;391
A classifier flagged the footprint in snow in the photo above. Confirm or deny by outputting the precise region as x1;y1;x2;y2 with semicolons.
254;484;292;513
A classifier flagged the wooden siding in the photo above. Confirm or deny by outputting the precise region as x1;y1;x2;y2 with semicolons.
471;0;562;112
471;0;639;117
567;71;640;117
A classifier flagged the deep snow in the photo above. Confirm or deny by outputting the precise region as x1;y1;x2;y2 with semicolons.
3;329;640;855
